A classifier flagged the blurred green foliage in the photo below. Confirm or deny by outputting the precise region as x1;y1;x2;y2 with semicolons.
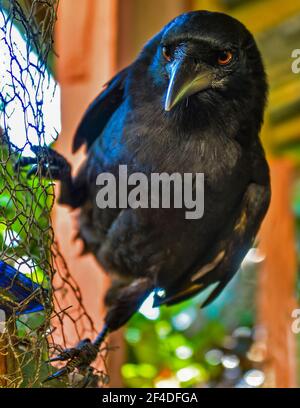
0;137;54;386
122;258;263;388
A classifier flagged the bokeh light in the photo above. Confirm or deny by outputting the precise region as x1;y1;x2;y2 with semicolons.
175;345;193;360
205;349;223;366
155;378;180;388
221;355;240;369
171;307;196;331
244;369;265;387
242;248;265;269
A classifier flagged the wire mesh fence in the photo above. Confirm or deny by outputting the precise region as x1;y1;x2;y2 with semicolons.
0;0;108;388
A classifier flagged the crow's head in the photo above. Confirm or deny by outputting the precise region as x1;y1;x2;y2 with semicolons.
148;11;267;130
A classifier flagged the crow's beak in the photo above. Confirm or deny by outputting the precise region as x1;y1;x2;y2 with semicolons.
165;59;213;111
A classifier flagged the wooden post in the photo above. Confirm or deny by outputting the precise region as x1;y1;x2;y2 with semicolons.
257;159;298;388
117;0;189;68
0;331;7;387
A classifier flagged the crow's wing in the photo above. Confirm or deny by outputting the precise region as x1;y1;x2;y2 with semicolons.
154;180;271;308
72;67;129;153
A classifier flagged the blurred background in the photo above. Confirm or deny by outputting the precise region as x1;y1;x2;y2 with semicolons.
2;0;300;388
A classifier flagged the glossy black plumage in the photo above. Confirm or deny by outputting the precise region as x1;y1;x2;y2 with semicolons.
67;11;270;314
19;10;271;379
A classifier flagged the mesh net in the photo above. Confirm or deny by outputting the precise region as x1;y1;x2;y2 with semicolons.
0;0;108;388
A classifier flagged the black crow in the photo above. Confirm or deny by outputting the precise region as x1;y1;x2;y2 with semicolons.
18;10;270;381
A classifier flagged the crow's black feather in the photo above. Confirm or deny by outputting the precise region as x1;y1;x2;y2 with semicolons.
72;67;128;153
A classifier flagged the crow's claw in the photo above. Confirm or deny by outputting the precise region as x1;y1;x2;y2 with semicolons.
45;346;79;363
43;367;69;383
16;145;71;181
44;339;99;383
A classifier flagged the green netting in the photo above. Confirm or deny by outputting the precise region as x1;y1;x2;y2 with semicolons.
0;0;108;388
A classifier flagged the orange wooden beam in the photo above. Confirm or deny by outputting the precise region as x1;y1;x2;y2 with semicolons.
258;159;298;388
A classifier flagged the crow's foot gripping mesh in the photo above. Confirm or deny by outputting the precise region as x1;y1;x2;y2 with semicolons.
0;0;108;388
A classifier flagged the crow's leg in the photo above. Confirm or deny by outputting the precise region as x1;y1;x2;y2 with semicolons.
16;145;81;208
44;277;153;383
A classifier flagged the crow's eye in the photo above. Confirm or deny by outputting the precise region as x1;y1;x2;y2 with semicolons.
162;46;172;62
217;50;233;66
